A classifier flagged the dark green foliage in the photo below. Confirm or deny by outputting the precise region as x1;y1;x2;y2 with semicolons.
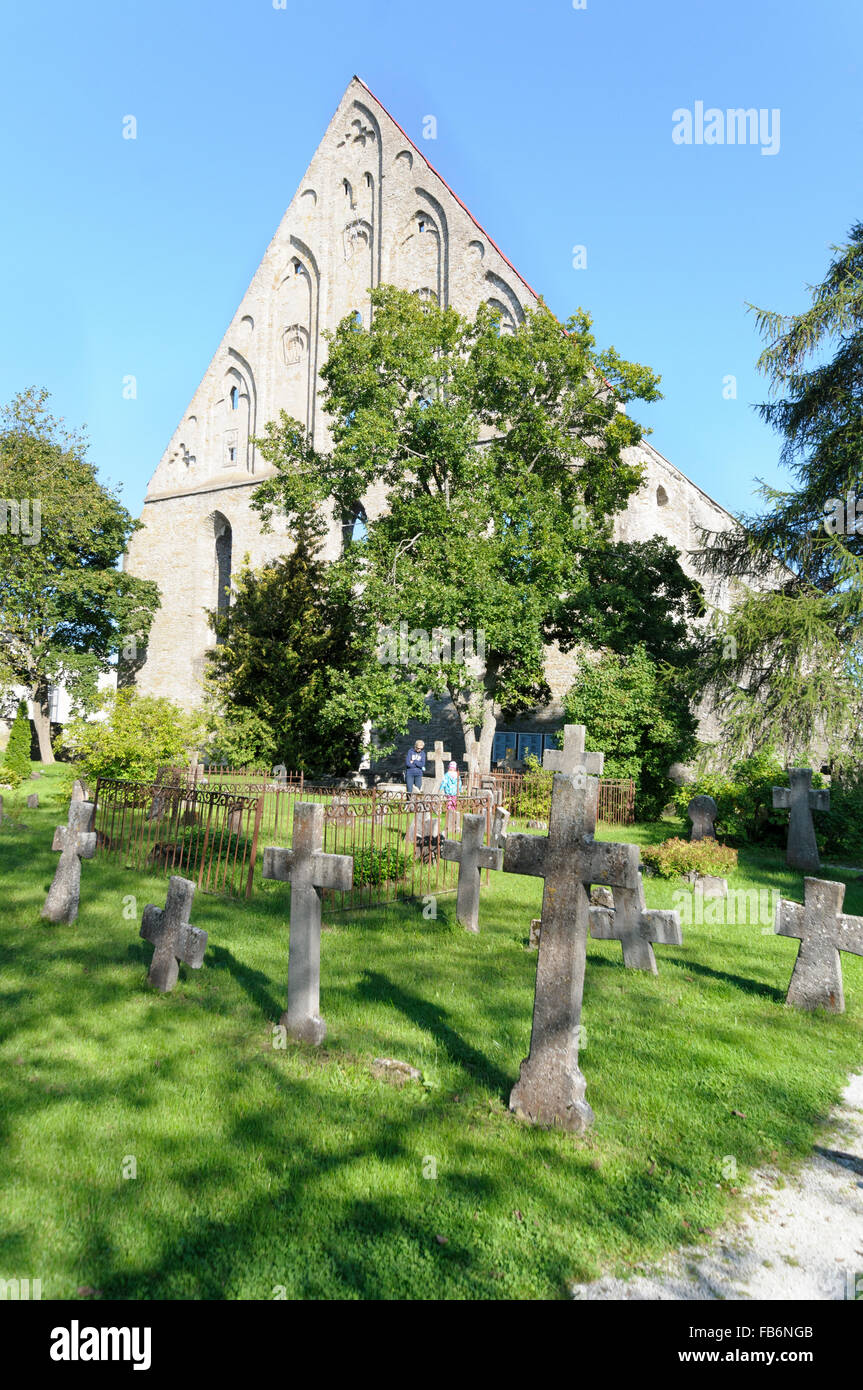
252;286;692;765
205;535;427;774
697;223;863;760
4;700;32;778
0;389;159;757
818;770;863;859
563;646;698;818
673;751;816;847
351;845;411;887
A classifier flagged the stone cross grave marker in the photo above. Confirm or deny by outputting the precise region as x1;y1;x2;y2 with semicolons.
140;876;208;992
70;779;86;803
774;876;863;1012
589;878;682;973
428;741;451;784
263;802;353;1044
773;769;829;873
41;800;97;924
687;794;717;841
442;813;505;933
542;724;605;783
503;762;640;1132
490;806;510;848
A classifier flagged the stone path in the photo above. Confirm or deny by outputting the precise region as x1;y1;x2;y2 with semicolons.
570;1073;863;1300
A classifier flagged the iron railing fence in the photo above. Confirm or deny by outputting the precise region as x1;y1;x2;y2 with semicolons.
93;778;264;898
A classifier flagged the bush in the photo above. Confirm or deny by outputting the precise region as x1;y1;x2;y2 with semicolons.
4;700;32;779
819;769;863;859
641;836;739;879
58;689;203;784
563;646;698;820
352;845;410;887
672;749;813;847
0;764;22;789
519;756;553;818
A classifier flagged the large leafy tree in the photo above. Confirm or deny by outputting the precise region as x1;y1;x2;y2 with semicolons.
253;286;702;770
0;389;159;760
205;529;427;773
697;224;863;762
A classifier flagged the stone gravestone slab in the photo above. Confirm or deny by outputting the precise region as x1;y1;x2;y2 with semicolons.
27;793;38;809
687;794;717;842
490;806;510;848
41;801;96;924
442;813;505;933
503;758;640;1132
774;876;863;1012
263;802;353;1044
773;769;829;874
70;779;86;804
542;724;604;780
140;876;207;992
589;876;682;973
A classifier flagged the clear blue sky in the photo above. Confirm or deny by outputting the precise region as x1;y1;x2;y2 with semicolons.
1;0;860;520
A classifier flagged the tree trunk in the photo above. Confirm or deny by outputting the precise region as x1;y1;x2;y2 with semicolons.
459;689;497;784
31;681;54;763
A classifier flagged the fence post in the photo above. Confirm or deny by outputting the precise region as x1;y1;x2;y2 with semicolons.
245;793;266;898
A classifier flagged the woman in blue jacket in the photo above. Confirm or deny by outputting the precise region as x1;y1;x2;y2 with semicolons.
404;740;426;794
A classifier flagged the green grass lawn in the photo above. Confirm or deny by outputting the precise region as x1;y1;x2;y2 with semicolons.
1;763;862;1300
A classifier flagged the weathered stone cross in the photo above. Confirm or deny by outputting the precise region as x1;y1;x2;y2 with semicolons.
542;724;604;783
263;802;353;1044
428;741;451;783
774;876;863;1012
503;765;640;1131
589;879;682;973
442;812;505;933
140;875;208;992
687;794;717;842
41;800;97;924
773;769;829;873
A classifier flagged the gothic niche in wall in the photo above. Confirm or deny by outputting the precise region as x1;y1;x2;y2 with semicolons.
212;512;233;632
282;323;309;367
344;218;371;262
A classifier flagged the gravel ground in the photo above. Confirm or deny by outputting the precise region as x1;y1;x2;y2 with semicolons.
570;1074;863;1301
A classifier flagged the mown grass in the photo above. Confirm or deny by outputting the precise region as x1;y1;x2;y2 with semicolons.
0;763;861;1300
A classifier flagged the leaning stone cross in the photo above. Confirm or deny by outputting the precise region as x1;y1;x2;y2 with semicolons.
41;800;97;924
773;769;829;873
442;813;505;933
140;876;208;992
589;878;682;973
262;802;353;1044
503;759;640;1132
542;724;604;784
774;876;863;1012
687;794;717;841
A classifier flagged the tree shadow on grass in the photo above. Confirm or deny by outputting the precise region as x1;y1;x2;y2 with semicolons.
205;943;283;1021
357;969;513;1097
662;954;785;1003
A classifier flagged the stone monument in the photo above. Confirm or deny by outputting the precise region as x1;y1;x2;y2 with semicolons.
774;876;863;1012
41;801;97;925
442;813;505;933
773;769;829;874
687;794;717;841
140;876;208;992
263;802;353;1044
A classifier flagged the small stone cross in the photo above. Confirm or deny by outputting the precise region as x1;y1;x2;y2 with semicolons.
140;876;207;992
589;879;682;973
774;876;863;1012
442;813;505;933
542;724;605;784
687;794;717;841
41;800;96;924
503;770;641;1131
263;802;353;1044
773;769;829;873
